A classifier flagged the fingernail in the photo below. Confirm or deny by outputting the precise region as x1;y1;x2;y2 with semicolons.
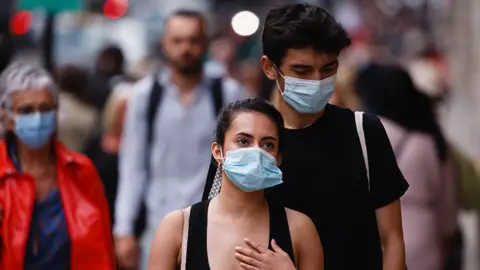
235;247;241;251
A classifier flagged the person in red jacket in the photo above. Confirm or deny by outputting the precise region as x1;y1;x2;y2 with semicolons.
0;62;116;270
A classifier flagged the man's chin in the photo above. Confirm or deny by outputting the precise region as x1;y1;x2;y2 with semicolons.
178;65;203;75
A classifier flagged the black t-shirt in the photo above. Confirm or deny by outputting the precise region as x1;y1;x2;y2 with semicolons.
265;104;409;269
202;104;409;269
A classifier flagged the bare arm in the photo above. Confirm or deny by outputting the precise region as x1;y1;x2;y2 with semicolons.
294;212;323;270
376;200;405;270
148;210;183;270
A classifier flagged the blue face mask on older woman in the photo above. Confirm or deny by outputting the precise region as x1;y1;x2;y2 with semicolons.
221;147;283;192
14;111;56;149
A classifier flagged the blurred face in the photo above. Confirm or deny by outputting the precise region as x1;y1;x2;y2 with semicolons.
162;16;207;75
261;47;339;88
212;111;281;165
5;88;57;131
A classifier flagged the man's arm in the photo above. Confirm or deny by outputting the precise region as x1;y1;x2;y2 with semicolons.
376;201;405;270
364;115;409;270
114;78;152;237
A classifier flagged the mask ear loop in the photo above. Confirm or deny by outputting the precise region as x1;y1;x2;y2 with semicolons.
272;63;286;94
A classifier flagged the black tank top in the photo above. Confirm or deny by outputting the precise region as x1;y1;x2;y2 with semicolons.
185;200;295;269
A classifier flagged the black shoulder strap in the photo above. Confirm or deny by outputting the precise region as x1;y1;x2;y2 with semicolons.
268;204;295;263
211;78;223;116
185;200;211;268
145;76;163;178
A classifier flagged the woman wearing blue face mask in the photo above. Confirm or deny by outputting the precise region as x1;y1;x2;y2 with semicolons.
0;62;115;270
148;98;323;270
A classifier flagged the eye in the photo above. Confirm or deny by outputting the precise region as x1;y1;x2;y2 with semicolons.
263;142;275;149
293;70;309;76
237;139;249;146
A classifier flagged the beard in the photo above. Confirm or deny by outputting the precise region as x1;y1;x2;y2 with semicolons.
167;53;204;75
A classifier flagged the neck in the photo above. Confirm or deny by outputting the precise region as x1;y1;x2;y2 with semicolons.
16;139;54;169
214;174;268;218
170;68;203;93
273;92;324;129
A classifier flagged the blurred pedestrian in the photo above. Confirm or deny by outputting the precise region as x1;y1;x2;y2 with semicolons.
356;63;458;270
114;10;246;270
149;98;323;269
85;82;133;226
204;3;408;270
0;62;115;269
55;65;99;152
90;45;133;112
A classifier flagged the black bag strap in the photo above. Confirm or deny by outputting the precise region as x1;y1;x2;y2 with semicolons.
145;76;163;178
211;77;223;116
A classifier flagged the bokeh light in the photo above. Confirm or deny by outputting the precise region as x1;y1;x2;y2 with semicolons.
103;0;129;19
231;11;260;37
10;11;32;36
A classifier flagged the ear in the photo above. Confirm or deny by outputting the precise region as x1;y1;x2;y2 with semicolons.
261;56;277;80
0;109;14;131
211;142;224;164
276;152;283;167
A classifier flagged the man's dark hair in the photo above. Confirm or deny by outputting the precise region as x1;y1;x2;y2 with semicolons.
262;3;352;66
168;9;206;24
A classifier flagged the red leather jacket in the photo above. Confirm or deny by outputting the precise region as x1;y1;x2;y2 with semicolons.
0;139;116;270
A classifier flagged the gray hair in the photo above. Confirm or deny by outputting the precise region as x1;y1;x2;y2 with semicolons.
0;62;58;109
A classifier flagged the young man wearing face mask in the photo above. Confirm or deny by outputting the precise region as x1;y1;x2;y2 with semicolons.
203;3;408;270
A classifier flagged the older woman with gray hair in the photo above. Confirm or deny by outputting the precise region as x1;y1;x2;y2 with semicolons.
0;62;115;270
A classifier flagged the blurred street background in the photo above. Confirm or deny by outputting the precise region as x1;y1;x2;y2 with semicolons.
2;0;480;269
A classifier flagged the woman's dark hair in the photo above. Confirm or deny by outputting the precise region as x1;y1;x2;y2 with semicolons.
262;3;351;66
215;98;285;150
356;63;447;162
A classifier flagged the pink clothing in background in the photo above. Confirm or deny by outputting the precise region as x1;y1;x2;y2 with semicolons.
381;118;457;270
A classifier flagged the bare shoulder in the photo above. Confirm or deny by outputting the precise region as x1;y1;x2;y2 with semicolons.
285;208;316;232
150;207;192;268
158;206;191;235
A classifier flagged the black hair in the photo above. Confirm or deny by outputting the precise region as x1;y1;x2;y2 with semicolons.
55;65;89;103
215;98;285;151
98;45;125;75
262;3;352;66
356;63;447;162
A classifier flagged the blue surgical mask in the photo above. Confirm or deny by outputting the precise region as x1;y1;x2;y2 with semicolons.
14;111;56;149
222;147;283;192
276;73;337;113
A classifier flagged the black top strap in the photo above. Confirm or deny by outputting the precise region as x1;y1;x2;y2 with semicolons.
186;200;210;269
185;200;295;269
268;204;295;263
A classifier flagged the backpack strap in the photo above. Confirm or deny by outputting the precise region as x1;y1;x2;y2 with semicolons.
211;78;223;116
145;76;163;178
355;111;370;192
180;208;190;270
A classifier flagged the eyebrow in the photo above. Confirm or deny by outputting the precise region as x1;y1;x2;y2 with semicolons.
290;64;313;69
236;133;277;141
236;132;254;138
322;60;339;68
